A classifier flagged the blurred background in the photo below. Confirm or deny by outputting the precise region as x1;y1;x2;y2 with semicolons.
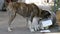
0;0;60;34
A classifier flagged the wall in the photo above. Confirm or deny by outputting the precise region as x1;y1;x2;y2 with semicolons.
0;0;4;10
18;0;25;2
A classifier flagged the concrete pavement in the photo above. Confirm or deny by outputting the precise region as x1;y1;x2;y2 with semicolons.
0;11;60;34
0;11;43;34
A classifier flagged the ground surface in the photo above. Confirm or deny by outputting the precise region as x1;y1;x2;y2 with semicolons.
0;11;60;34
0;11;43;34
0;0;60;33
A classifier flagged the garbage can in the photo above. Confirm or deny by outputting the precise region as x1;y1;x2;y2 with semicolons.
45;10;56;27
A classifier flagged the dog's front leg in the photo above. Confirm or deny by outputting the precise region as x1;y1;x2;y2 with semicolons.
28;19;35;32
26;18;29;28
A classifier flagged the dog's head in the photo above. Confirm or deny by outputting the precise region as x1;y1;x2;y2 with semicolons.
40;10;51;19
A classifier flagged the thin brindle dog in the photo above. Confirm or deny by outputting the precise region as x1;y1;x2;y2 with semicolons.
6;2;51;32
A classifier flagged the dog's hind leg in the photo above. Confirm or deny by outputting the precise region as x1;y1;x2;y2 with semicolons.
26;18;29;28
7;10;16;31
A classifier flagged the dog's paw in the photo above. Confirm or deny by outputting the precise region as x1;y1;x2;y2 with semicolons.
30;29;35;32
8;27;13;32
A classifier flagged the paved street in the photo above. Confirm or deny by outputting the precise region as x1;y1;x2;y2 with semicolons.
0;3;59;34
0;11;43;34
0;11;60;34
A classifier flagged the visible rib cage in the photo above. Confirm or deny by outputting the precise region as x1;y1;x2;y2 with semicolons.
7;2;41;18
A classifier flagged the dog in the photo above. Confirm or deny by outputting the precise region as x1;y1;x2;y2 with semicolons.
6;2;51;32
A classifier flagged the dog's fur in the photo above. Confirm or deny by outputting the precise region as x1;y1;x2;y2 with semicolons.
6;2;51;32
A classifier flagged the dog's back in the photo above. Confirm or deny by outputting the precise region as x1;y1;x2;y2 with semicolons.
7;2;40;17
